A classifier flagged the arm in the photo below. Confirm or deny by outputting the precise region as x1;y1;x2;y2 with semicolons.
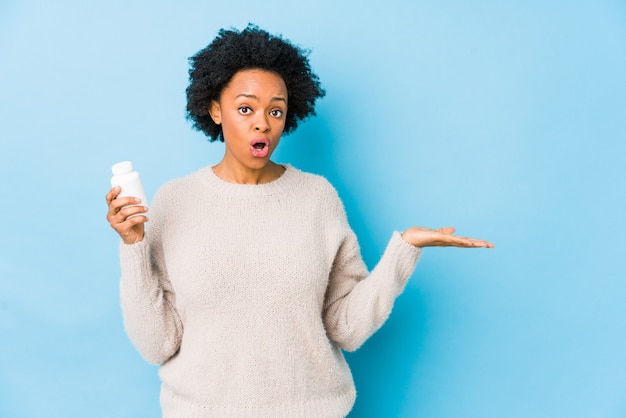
323;230;421;352
106;187;183;364
320;191;493;352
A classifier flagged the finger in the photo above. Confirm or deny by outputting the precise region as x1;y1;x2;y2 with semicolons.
443;232;493;248
124;214;149;226
455;238;481;247
107;203;148;225
464;239;494;248
439;235;485;248
464;236;494;248
105;186;121;205
470;241;490;248
116;205;149;221
109;196;143;215
115;218;147;244
437;227;456;235
109;213;149;235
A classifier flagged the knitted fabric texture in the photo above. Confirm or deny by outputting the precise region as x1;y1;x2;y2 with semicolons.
119;164;421;418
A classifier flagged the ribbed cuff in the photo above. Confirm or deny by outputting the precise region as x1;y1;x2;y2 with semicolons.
160;384;356;418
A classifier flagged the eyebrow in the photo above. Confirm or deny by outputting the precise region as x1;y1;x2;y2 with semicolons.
236;93;287;103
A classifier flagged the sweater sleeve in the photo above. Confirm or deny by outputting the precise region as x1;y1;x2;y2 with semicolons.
321;198;421;352
118;193;183;365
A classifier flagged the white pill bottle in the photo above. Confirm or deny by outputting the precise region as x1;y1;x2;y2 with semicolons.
110;161;148;210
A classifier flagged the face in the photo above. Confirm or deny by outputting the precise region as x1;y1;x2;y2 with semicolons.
209;69;288;172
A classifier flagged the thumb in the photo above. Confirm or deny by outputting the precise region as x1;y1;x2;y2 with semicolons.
437;227;456;235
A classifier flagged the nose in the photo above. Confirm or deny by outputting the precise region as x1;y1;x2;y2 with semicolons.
254;113;270;133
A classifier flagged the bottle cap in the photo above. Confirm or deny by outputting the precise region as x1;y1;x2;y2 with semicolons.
112;161;133;175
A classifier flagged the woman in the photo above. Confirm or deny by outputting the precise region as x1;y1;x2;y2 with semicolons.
106;24;493;418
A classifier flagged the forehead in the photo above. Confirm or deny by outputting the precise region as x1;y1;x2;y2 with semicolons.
222;69;287;98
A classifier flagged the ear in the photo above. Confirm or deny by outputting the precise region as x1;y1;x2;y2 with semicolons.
209;100;222;124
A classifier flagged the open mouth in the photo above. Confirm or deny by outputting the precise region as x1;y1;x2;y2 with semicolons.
249;138;270;158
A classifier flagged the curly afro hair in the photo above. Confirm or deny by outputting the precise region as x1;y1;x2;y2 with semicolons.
186;24;326;142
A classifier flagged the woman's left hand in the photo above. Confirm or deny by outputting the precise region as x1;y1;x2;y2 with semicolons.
402;226;494;248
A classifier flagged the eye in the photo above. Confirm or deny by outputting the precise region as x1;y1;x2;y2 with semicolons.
238;106;252;115
270;109;283;118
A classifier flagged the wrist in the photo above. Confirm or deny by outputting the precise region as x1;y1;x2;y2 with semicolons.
122;233;144;245
401;230;424;248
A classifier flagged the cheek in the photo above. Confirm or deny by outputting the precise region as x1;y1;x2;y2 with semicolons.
220;114;242;133
274;118;287;133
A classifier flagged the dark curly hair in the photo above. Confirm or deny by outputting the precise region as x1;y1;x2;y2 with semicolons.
186;24;326;142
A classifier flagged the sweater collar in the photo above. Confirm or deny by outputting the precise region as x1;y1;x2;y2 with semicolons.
201;164;301;197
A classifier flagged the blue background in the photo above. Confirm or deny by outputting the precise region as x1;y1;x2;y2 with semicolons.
1;1;625;417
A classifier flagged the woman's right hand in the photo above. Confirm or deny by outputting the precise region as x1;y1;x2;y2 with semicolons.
105;186;149;244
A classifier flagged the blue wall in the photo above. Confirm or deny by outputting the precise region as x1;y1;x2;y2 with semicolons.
1;1;625;417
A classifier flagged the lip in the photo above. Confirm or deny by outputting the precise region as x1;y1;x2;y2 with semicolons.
249;137;271;158
249;137;270;148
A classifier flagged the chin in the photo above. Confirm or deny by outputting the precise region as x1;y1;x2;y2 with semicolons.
248;159;272;169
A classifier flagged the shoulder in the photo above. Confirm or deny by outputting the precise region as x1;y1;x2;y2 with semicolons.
287;165;339;197
151;166;211;206
286;165;345;214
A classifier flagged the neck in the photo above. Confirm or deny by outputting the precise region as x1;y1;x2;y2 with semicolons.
212;161;285;184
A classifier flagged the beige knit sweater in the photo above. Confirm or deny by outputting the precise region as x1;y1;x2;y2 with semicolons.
119;164;421;418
